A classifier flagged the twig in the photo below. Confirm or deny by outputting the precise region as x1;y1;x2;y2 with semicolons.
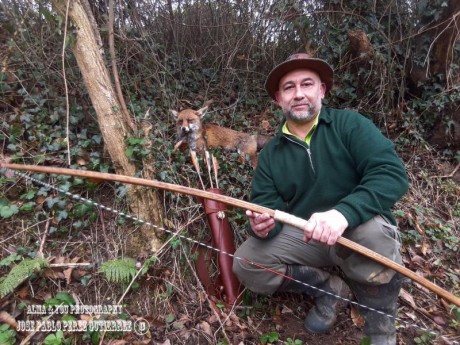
0;218;50;245
61;0;71;165
431;162;460;179
423;12;460;78
108;0;134;132
37;218;51;259
213;288;246;339
182;245;232;344
49;263;92;268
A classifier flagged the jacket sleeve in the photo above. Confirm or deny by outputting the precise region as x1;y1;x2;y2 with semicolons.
333;114;409;228
247;145;286;239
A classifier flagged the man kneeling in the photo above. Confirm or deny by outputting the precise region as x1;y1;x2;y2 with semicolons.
233;53;409;345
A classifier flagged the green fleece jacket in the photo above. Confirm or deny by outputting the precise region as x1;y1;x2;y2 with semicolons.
249;107;409;239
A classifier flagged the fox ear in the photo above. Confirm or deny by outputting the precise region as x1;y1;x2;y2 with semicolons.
170;110;178;119
196;106;208;118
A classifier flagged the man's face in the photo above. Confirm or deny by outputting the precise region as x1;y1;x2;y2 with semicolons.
275;69;326;124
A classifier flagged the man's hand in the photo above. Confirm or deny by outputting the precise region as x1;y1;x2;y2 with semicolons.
304;209;348;245
246;210;275;238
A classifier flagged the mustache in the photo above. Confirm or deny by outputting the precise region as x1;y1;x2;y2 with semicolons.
291;102;310;107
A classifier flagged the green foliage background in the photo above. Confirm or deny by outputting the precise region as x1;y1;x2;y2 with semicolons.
0;2;459;343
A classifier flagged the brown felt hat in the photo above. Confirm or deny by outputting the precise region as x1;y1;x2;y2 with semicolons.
265;53;334;100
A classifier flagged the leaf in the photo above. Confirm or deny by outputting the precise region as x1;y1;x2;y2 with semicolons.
351;305;365;327
0;327;16;345
0;258;48;297
64;268;73;285
433;315;446;325
99;258;137;284
45;291;75;307
55;292;75;305
165;314;175;324
199;321;212;335
42;269;66;280
0;205;19;218
260;331;279;343
44;333;60;345
399;288;416;309
125;147;134;158
55;210;68;222
453;307;460;321
0;254;22;267
281;305;293;314
76;157;87;166
72;203;94;218
172;321;185;330
421;240;430;256
19;202;35;212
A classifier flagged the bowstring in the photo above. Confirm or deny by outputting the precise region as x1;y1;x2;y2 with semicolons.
4;168;453;341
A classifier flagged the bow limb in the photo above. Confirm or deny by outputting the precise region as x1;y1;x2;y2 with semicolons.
2;162;460;307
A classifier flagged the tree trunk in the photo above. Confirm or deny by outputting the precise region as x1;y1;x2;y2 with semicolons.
409;0;460;149
409;0;460;90
52;0;163;254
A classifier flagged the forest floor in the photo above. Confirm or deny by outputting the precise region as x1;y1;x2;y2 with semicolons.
0;149;459;345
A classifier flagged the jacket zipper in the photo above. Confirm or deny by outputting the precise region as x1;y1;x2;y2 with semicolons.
283;135;316;175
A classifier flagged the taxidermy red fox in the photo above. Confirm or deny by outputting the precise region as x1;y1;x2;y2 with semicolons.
171;105;271;168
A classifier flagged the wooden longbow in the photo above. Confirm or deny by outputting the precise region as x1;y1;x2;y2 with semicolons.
2;163;459;307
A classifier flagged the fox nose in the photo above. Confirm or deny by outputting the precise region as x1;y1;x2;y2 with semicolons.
181;126;190;133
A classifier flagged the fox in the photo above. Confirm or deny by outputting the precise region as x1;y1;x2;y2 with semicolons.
170;105;271;168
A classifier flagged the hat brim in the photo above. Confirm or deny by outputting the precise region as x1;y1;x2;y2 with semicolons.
265;58;334;100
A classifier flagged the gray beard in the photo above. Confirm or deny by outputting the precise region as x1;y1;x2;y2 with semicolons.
283;107;319;124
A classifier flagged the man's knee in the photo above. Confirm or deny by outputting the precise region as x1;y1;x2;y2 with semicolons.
336;215;402;285
232;244;285;295
232;251;250;281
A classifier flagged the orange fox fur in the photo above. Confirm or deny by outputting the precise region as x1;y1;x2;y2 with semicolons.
171;105;271;168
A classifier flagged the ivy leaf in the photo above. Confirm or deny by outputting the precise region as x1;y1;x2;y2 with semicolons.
0;254;22;266
55;292;76;305
0;205;19;218
20;202;36;212
72;203;94;218
55;210;68;222
125;147;134;158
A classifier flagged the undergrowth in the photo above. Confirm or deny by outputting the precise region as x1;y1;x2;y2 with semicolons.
0;0;459;344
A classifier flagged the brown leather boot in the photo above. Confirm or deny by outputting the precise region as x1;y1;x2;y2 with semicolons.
277;265;350;334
